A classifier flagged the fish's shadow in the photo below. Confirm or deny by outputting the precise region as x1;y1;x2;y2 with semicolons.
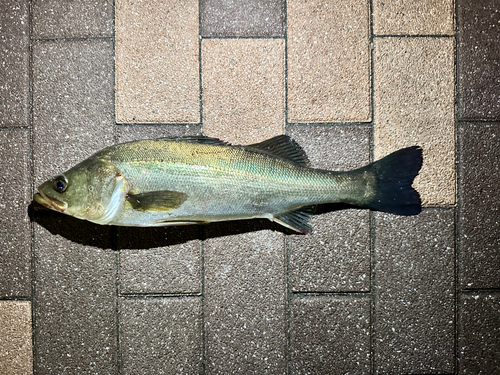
29;202;355;250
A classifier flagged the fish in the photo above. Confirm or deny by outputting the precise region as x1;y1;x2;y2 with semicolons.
33;135;423;234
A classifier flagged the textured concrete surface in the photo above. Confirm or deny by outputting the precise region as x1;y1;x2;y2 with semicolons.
32;0;113;39
373;0;454;35
374;37;455;206
0;129;31;298
2;0;500;373
201;0;285;37
202;39;285;144
0;301;32;375
287;0;370;123
0;0;29;126
115;0;200;124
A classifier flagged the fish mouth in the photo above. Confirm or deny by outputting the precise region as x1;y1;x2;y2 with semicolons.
34;191;67;213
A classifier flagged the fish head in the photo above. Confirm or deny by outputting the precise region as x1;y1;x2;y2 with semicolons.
34;156;127;224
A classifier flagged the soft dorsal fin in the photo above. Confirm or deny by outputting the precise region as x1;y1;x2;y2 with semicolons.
173;135;228;146
246;135;309;167
127;190;187;212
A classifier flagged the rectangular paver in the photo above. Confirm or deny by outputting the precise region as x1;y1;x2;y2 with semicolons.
290;297;370;374
459;293;500;374
204;229;286;374
201;0;285;37
287;0;370;123
373;37;455;206
0;301;32;375
0;0;29;126
459;123;500;289
115;0;200;123
32;39;114;184
119;297;202;374
458;0;500;120
374;209;455;374
202;39;285;144
0;129;31;298
373;0;454;35
32;0;113;39
287;126;371;292
33;221;117;374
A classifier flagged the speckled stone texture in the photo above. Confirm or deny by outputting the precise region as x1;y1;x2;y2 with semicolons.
202;39;285;144
287;0;370;123
201;0;285;37
373;37;455;206
33;219;117;374
0;301;32;375
115;0;200;123
204;229;286;373
287;126;371;292
373;0;454;35
290;297;370;374
0;130;31;298
32;39;114;185
374;209;455;373
458;0;500;120
32;0;113;39
119;297;202;374
459;123;500;289
0;0;29;126
459;294;500;374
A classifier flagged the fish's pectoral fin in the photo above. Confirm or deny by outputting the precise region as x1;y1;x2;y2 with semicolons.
246;135;310;167
127;190;187;212
273;207;315;234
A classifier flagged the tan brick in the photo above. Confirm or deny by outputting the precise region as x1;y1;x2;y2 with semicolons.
202;39;285;144
287;0;370;123
374;37;455;206
373;0;454;35
115;0;199;123
0;301;32;375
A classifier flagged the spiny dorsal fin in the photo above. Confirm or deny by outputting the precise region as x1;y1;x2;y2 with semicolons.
174;136;228;146
246;135;309;167
273;206;315;234
127;190;187;212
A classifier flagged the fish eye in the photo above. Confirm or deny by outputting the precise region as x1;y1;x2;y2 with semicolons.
53;175;68;193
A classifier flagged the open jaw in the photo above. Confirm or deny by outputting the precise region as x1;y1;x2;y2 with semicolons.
33;191;68;213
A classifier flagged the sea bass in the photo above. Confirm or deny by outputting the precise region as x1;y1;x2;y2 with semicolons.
34;135;422;233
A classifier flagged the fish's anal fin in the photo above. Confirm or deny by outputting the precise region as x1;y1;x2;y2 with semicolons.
127;190;187;212
246;135;310;167
273;208;314;234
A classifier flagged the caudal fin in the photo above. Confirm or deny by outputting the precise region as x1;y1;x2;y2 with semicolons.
363;146;423;216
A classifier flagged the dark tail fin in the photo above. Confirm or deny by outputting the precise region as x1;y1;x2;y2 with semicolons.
363;146;423;216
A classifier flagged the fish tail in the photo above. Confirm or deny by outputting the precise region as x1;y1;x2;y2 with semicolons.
363;146;423;216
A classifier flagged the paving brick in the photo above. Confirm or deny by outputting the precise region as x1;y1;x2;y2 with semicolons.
459;293;500;374
374;209;455;374
0;301;32;375
0;0;29;126
373;37;455;206
202;39;285;144
33;221;117;374
287;126;371;292
0;129;31;298
287;0;370;123
119;297;202;374
115;0;200;123
290;297;370;374
204;228;286;373
201;0;285;37
373;0;454;35
458;0;500;120
32;0;113;39
32;40;114;185
459;123;500;289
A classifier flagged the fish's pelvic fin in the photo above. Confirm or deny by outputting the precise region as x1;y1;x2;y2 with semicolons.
273;207;314;234
247;135;310;167
127;190;187;212
363;146;423;216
